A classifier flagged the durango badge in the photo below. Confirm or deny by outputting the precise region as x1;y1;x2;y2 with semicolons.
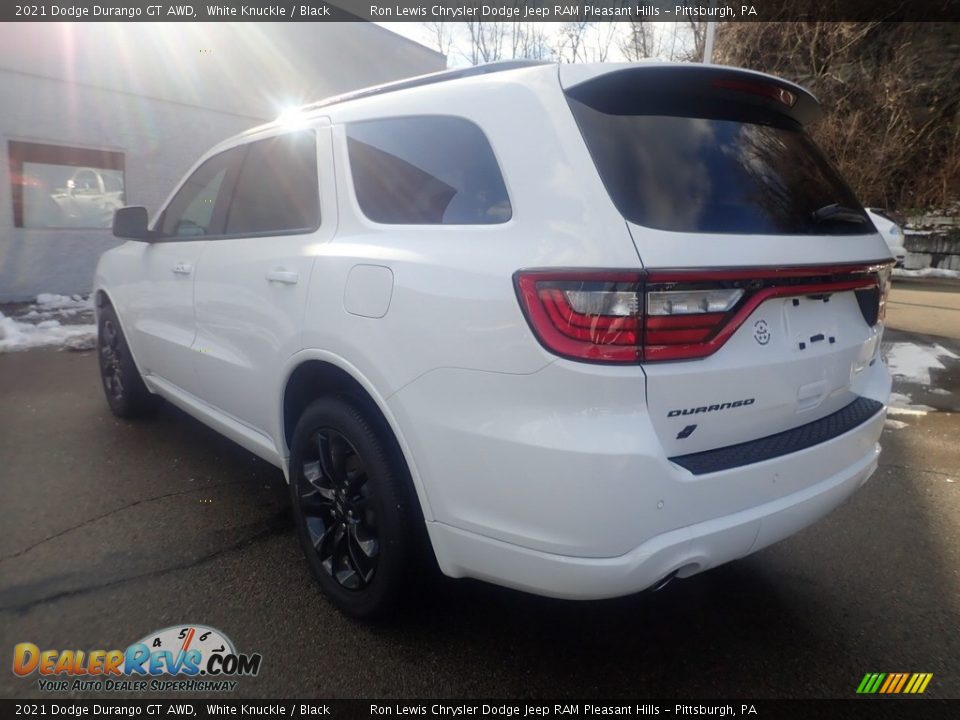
668;399;756;417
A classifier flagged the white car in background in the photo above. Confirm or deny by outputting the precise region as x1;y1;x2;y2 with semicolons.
867;208;907;267
95;61;895;618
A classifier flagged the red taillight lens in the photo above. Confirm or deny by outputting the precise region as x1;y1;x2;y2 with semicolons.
712;77;797;107
515;264;893;364
515;272;643;362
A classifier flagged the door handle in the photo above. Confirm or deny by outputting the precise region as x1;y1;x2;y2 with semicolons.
266;268;299;285
172;262;192;275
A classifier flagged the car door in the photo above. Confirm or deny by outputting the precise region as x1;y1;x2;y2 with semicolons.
192;126;334;438
129;146;243;396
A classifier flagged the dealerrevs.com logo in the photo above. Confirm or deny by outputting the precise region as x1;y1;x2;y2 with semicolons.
12;624;262;693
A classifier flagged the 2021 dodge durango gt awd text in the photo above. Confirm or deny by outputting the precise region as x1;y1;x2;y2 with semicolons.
95;61;894;618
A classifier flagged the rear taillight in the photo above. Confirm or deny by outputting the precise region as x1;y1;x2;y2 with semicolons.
515;272;643;362
515;263;893;364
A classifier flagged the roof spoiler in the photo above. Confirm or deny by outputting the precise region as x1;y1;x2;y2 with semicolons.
562;64;822;126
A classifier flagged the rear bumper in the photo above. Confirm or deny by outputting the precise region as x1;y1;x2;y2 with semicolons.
426;416;882;600
391;356;889;599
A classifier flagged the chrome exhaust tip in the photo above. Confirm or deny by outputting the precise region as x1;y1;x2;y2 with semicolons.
651;570;679;592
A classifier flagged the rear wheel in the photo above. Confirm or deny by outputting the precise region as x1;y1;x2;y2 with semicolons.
289;397;417;619
97;304;161;418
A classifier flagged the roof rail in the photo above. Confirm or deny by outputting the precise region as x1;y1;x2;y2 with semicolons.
298;60;551;114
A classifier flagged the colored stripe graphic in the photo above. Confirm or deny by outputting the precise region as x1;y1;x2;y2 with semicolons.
893;673;909;693
857;672;933;694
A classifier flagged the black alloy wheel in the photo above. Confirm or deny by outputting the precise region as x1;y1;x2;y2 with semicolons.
289;397;419;618
99;317;125;404
299;428;380;590
96;303;161;418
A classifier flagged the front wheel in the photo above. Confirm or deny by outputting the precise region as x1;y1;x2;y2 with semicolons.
97;304;161;418
289;397;417;619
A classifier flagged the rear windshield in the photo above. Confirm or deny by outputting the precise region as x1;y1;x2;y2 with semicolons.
567;96;871;235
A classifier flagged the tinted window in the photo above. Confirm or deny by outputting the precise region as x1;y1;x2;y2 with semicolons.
160;148;240;237
346;117;511;225
225;132;319;235
568;97;871;235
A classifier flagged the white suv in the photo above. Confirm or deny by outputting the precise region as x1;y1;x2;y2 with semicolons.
95;61;894;618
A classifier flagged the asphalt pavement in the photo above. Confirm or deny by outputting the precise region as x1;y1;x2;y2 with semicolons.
887;277;960;340
1;296;959;699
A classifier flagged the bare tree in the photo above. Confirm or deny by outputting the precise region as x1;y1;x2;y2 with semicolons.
422;21;455;61
620;21;657;60
555;22;591;64
591;21;618;62
416;20;614;67
686;20;707;62
465;21;508;64
511;22;553;61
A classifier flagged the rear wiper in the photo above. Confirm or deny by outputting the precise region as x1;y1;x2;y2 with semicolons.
811;203;869;225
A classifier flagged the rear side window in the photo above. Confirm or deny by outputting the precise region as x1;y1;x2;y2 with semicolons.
225;131;320;235
567;93;870;235
346;116;511;225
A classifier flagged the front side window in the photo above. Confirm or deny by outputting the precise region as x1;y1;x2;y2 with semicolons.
159;131;319;240
8;141;125;229
346;116;511;225
224;131;319;235
160;148;240;238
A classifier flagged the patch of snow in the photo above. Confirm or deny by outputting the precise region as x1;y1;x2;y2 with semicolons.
64;334;97;351
887;392;934;416
5;292;95;325
893;267;960;280
884;342;959;385
884;419;909;430
35;293;92;310
929;387;952;396
0;310;96;353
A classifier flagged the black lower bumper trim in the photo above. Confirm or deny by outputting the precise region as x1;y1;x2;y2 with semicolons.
669;396;884;475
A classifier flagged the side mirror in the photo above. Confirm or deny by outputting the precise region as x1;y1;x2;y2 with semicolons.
112;206;152;241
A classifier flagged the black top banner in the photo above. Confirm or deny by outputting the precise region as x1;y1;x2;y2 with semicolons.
6;0;960;23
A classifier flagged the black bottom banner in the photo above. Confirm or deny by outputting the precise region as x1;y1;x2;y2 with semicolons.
2;699;958;720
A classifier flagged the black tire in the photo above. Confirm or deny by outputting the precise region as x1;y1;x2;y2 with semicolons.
289;397;418;619
97;303;162;418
